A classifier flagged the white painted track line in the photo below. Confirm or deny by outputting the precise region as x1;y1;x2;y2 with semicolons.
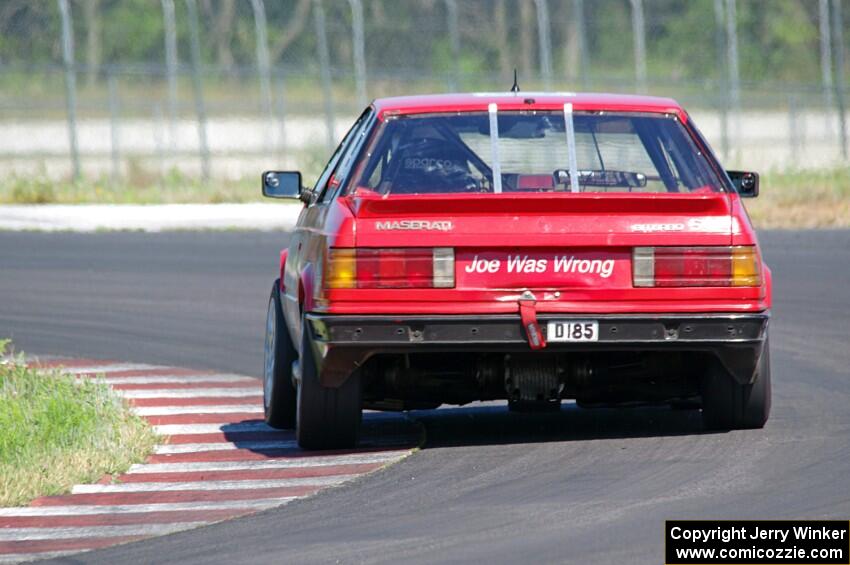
127;451;411;474
158;437;406;453
0;551;78;563
152;422;276;435
0;498;298;517
0;522;207;541
134;404;263;416
72;475;359;494
0;203;303;233
154;440;297;454
118;388;261;399
62;363;162;374
102;374;257;385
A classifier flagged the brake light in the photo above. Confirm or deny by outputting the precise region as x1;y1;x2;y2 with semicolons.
633;246;761;287
326;248;455;289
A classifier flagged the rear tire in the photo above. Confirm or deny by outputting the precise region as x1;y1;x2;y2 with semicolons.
296;315;361;450
701;338;772;430
263;281;297;429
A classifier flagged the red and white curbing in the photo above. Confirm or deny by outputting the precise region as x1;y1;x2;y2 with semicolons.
0;359;415;564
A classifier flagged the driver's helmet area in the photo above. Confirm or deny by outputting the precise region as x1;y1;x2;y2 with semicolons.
390;137;475;193
362;120;480;194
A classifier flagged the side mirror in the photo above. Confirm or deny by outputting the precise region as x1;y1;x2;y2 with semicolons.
727;170;759;198
262;171;302;200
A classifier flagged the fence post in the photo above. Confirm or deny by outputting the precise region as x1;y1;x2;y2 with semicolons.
57;0;81;181
276;76;288;159
161;0;179;150
534;0;553;90
832;0;848;159
108;72;121;183
348;0;367;107
249;0;274;151
630;0;647;93
572;0;589;89
819;0;835;139
713;0;729;160
445;0;461;90
185;0;210;181
313;0;335;151
725;0;741;158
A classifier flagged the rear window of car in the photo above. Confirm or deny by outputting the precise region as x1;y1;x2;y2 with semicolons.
347;111;726;195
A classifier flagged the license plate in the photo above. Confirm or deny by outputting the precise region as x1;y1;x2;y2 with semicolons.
547;321;599;342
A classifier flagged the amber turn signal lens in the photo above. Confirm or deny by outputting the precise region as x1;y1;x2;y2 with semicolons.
325;249;357;289
731;245;761;287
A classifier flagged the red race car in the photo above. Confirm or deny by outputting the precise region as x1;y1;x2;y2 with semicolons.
262;92;771;449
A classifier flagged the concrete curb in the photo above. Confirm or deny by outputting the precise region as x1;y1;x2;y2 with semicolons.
0;204;303;232
0;359;414;563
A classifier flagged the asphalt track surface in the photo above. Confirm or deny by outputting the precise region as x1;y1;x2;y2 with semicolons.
1;230;849;564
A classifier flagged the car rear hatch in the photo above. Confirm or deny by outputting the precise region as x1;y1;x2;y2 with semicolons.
320;191;762;315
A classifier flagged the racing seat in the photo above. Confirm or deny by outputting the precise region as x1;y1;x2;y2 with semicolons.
388;138;477;194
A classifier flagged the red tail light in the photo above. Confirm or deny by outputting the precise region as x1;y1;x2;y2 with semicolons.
326;248;455;289
633;246;761;287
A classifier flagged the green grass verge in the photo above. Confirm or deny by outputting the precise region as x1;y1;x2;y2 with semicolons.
0;147;330;205
746;168;850;229
0;167;847;229
0;340;158;507
0;171;261;205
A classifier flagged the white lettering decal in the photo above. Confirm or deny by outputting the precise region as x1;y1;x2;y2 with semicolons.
464;255;501;273
630;222;685;233
553;256;570;271
505;255;548;273
506;255;525;273
404;158;456;171
375;220;453;231
466;255;617;278
551;256;615;278
687;217;734;232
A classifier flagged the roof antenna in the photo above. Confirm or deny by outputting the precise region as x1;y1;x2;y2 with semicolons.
510;69;520;93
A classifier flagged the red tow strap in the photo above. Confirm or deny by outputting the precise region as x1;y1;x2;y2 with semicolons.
519;298;546;350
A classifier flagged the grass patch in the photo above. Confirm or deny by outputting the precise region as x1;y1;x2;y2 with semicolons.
0;164;847;229
0;148;330;205
746;168;850;229
0;172;261;205
0;340;157;507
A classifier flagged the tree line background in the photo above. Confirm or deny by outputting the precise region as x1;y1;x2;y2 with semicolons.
0;0;841;89
1;0;847;185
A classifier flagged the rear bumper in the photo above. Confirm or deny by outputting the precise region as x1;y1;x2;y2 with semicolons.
305;312;769;387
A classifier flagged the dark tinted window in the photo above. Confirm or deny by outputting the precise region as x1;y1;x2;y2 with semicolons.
348;112;724;195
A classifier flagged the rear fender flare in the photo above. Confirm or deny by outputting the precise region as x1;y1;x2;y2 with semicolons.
299;263;317;313
279;250;288;293
297;266;354;389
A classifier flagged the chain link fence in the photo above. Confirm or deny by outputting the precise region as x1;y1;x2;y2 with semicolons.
1;0;848;183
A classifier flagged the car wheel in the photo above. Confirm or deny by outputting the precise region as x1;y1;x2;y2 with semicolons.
701;338;772;430
296;314;362;450
263;280;297;429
